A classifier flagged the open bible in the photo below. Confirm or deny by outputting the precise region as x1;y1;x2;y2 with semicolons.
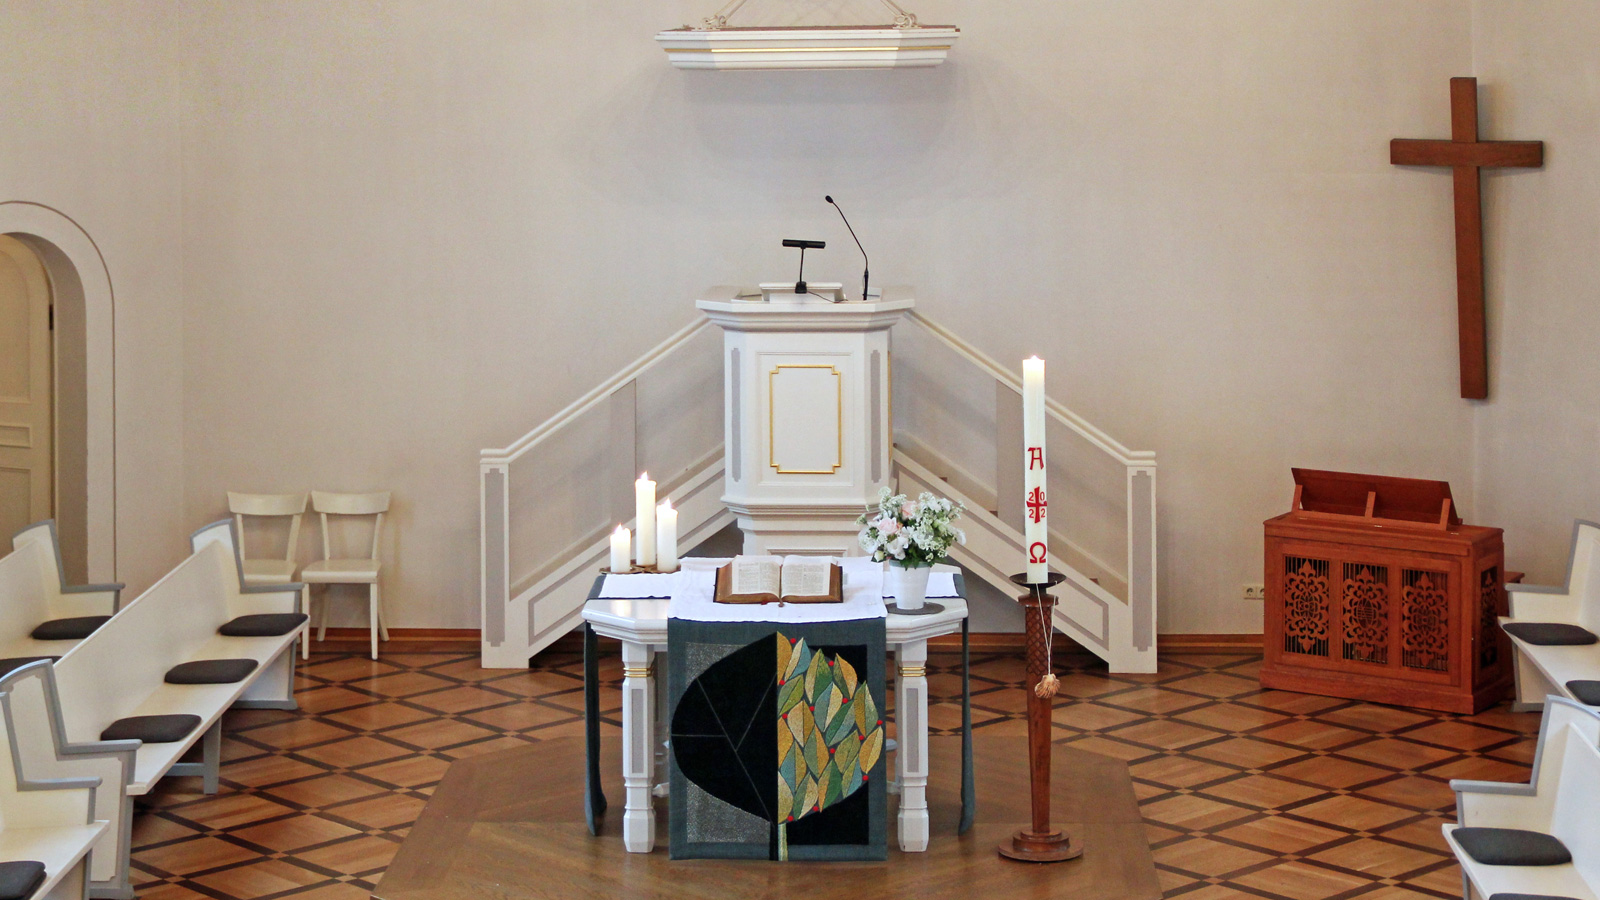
714;555;842;605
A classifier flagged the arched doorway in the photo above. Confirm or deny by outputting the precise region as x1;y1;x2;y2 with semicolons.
0;236;56;546
0;202;115;582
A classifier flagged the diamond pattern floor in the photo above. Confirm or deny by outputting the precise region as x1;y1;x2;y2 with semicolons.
124;648;1540;899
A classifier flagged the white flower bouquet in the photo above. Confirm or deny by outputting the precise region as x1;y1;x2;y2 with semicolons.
856;487;966;567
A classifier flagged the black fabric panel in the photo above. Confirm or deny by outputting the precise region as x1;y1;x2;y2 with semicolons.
674;733;769;820
583;620;606;835
0;861;46;900
1502;622;1598;646
1565;680;1600;706
219;613;308;637
100;714;202;743
671;636;778;822
30;615;111;641
960;616;975;835
786;779;870;846
1454;827;1572;866
165;658;259;685
0;656;58;678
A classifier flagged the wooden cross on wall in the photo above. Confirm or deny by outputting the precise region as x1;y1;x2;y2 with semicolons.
1391;77;1542;400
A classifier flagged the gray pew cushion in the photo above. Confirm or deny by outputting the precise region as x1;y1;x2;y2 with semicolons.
1501;622;1598;646
218;612;308;637
0;861;46;900
1566;680;1600;706
1489;895;1585;900
100;714;202;744
29;615;113;641
165;658;259;685
1454;827;1572;866
0;656;59;678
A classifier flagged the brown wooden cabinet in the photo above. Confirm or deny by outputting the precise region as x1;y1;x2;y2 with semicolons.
1260;469;1511;714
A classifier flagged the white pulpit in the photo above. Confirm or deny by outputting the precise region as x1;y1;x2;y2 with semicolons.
697;288;913;555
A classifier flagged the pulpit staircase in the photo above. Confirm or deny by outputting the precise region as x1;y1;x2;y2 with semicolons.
480;310;1158;672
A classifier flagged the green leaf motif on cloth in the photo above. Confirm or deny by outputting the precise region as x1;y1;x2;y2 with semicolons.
774;632;883;834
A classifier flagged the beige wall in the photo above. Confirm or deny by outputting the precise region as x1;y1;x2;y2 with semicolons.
1471;1;1600;585
0;2;187;596
10;0;1569;638
172;0;1490;633
16;2;1589;634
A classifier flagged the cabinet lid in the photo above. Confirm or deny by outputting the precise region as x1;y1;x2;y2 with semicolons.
1290;468;1462;529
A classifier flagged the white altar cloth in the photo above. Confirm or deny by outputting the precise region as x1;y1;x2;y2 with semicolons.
598;557;959;615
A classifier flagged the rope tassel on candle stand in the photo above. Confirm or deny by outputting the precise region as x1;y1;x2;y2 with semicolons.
1030;585;1059;698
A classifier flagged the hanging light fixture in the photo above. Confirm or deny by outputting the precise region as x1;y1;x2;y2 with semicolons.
656;0;959;71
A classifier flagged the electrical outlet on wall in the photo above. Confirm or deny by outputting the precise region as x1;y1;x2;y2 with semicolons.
1242;584;1266;601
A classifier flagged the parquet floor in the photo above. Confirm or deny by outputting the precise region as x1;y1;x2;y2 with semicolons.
126;646;1540;899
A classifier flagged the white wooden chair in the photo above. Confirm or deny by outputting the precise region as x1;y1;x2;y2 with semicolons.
1446;695;1600;900
1502;520;1600;710
0;521;122;673
303;491;391;660
0;660;109;900
226;492;310;658
0;659;132;899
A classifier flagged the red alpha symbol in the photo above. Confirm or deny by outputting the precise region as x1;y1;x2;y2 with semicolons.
1028;447;1044;470
1026;486;1047;523
1029;542;1047;563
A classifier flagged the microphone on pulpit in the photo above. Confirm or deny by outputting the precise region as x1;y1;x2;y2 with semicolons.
826;196;869;302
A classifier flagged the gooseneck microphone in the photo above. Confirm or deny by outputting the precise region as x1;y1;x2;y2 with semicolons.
825;196;869;302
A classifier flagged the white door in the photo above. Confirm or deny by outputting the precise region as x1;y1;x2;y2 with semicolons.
0;235;53;541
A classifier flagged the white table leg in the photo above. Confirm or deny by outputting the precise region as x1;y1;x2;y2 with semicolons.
621;639;656;852
896;639;930;852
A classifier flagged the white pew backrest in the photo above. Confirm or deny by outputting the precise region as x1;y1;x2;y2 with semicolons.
0;660;107;900
0;658;134;898
52;535;237;745
0;521;121;661
1507;520;1600;632
1551;725;1600;889
1454;697;1600;827
1450;698;1600;900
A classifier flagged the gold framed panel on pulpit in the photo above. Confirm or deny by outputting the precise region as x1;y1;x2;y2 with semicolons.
767;364;843;475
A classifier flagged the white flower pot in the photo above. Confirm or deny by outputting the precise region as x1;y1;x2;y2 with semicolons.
887;562;932;611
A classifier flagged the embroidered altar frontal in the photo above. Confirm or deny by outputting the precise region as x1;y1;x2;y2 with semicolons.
668;618;888;861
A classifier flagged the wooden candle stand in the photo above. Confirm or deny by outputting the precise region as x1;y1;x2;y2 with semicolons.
999;572;1083;864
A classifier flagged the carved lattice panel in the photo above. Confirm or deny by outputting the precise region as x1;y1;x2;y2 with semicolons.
1479;566;1501;671
1283;556;1330;658
1401;569;1450;672
1340;563;1389;665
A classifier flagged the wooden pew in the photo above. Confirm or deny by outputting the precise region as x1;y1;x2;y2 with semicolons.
0;660;108;900
1502;520;1600;710
1446;696;1600;900
0;522;121;673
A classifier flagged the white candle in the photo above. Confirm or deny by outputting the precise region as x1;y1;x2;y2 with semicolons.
635;473;657;567
656;500;679;573
610;525;632;573
1022;357;1048;583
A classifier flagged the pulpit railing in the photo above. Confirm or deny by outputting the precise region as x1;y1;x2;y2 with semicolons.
895;311;1158;671
479;319;731;667
481;305;1157;672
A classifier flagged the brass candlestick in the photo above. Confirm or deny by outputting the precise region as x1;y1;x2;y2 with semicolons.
998;572;1082;864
